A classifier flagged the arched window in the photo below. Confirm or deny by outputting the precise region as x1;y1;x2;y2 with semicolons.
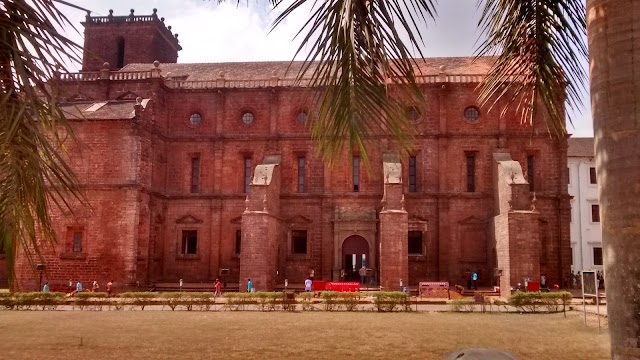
116;37;125;68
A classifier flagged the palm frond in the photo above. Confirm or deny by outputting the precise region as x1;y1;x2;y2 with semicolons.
272;0;437;164
476;0;587;136
0;0;84;289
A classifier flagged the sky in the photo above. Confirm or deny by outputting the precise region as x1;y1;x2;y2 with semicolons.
58;0;593;137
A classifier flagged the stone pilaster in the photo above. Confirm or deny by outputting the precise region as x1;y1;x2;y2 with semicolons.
379;153;408;290
239;162;281;291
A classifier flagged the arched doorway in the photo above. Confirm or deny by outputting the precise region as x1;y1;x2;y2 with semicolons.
341;235;369;281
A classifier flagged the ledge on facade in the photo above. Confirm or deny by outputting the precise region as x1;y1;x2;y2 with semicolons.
175;254;200;260
60;252;87;260
409;254;427;262
287;254;311;261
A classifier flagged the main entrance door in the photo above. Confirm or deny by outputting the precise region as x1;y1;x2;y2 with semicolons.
341;235;369;282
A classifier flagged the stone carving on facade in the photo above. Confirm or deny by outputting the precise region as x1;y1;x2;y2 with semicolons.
175;214;203;224
334;207;376;221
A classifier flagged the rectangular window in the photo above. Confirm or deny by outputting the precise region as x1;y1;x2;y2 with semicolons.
235;230;241;255
408;231;423;255
72;231;83;253
567;167;571;184
570;246;574;266
191;156;200;193
298;156;305;193
181;230;198;255
527;155;535;191
466;153;475;192
591;204;600;222
593;247;603;266
291;230;308;254
589;167;597;184
409;156;417;193
244;157;252;193
353;156;360;192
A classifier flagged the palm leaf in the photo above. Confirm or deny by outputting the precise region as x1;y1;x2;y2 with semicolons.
0;0;85;289
269;0;437;165
476;0;587;136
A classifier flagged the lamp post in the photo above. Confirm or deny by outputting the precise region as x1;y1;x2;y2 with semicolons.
36;264;45;291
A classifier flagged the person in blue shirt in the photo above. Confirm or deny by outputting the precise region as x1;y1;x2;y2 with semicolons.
42;281;49;292
247;278;253;293
76;281;83;293
472;271;478;290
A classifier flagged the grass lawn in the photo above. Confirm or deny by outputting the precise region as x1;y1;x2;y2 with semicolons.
0;311;609;359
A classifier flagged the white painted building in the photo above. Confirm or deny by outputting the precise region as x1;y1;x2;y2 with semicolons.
567;137;603;272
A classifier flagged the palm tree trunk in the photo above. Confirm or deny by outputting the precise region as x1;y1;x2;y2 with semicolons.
587;0;640;358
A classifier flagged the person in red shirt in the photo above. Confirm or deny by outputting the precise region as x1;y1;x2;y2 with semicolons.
214;278;222;298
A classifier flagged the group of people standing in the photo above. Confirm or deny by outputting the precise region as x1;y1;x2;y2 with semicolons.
42;279;114;297
463;269;479;290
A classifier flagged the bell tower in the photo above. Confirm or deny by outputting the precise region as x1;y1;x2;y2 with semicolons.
81;8;181;71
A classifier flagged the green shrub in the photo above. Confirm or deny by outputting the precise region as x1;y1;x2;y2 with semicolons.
297;292;316;311
337;292;361;311
508;291;572;313
320;291;340;311
74;292;109;299
365;292;409;312
120;292;157;310
160;292;185;311
254;292;281;312
224;293;254;311
450;298;475;312
73;292;110;310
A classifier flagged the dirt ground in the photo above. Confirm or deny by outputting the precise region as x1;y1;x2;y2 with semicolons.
0;311;610;359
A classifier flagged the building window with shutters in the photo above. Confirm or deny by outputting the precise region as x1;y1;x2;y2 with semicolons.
72;231;83;253
408;231;423;255
291;230;308;255
244;157;252;193
181;230;198;255
589;167;597;184
466;153;476;192
591;204;600;222
298;156;305;193
593;247;603;266
409;156;417;193
353;156;360;192
527;155;535;191
235;230;241;255
191;156;200;193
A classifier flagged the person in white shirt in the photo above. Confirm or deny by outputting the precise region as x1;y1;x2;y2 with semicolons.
304;277;312;292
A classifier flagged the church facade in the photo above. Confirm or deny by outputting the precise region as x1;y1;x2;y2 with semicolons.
12;10;572;296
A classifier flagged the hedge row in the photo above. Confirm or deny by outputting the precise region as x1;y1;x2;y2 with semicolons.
0;291;411;312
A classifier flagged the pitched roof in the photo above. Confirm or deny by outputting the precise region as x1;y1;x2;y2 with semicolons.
568;137;594;157
59;99;149;120
120;56;496;82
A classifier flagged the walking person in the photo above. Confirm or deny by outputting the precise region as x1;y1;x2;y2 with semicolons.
472;270;479;290
106;280;114;297
42;281;49;293
464;269;472;290
358;266;366;285
304;277;312;292
247;278;253;293
92;280;99;292
214;278;222;298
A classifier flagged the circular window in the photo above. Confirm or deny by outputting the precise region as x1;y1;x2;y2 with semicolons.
406;106;421;122
296;111;308;124
464;106;480;123
189;113;202;126
241;112;254;125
